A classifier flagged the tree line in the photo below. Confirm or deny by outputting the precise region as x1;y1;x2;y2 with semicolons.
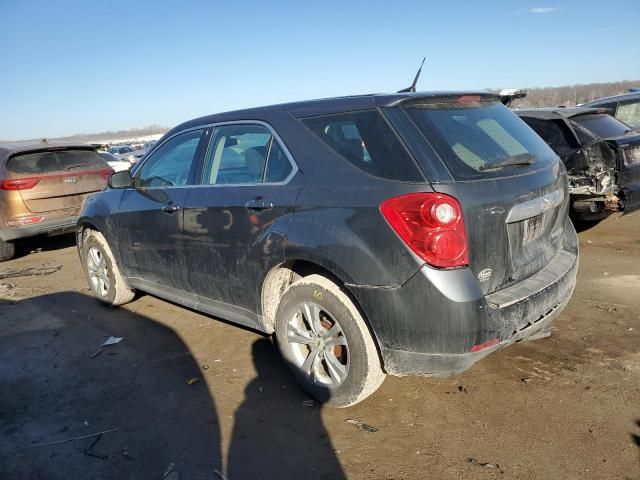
509;79;639;108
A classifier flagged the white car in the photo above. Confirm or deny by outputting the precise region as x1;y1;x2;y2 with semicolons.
98;151;131;172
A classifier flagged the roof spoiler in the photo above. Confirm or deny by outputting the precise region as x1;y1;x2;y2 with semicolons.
397;58;426;93
499;88;528;107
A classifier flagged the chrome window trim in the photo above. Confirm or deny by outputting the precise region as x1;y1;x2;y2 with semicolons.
505;189;564;223
132;120;299;189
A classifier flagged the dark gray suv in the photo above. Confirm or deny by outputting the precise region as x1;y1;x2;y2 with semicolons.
77;92;578;406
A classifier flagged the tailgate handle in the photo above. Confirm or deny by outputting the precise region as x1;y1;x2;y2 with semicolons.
162;201;180;214
506;189;564;223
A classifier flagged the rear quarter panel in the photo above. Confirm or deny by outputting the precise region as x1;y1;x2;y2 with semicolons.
276;112;431;287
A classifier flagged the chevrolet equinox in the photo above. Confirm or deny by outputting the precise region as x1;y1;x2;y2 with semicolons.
78;92;578;407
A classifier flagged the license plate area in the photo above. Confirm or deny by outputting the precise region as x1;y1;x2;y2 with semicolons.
523;214;544;244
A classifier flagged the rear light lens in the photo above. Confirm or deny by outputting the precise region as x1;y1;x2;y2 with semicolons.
1;178;41;190
0;168;111;191
456;95;481;104
99;168;113;179
7;216;44;227
380;193;469;268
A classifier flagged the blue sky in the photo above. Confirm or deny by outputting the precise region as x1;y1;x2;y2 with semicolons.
1;0;638;140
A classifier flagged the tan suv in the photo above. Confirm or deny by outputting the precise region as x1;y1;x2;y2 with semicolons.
0;144;111;261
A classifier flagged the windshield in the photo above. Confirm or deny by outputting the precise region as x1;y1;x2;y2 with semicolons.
572;114;630;139
404;100;558;180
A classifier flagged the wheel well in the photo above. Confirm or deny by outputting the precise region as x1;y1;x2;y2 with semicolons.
76;222;98;248
261;261;345;333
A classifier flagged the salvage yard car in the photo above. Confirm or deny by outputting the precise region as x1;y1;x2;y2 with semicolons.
77;92;578;406
516;107;640;221
0;144;111;261
98;151;131;172
582;89;640;131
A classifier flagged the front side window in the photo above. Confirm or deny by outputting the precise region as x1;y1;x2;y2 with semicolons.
301;110;421;181
135;129;203;188
201;124;292;185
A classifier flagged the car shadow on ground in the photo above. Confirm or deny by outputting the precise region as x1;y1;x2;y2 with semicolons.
13;233;77;260
0;291;344;479
227;338;345;479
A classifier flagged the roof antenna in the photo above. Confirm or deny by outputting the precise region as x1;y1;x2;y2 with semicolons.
397;57;426;93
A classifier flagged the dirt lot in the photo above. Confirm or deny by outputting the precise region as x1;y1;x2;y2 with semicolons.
0;214;638;480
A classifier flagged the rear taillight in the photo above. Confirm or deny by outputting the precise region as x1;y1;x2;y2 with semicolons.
0;168;111;190
99;168;113;179
0;178;41;190
380;193;469;268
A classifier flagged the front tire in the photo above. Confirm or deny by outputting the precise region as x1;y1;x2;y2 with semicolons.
82;230;134;306
275;274;384;407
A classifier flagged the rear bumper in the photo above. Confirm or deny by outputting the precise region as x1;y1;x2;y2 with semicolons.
0;216;78;241
349;219;578;377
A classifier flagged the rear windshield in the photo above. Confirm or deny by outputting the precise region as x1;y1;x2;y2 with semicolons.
571;114;630;139
404;101;558;180
301;110;423;181
7;149;107;174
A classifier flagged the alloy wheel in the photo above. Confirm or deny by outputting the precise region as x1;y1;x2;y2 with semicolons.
286;301;349;386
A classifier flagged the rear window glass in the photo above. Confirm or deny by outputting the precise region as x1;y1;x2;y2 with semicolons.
301;110;422;181
572;114;630;139
7;149;107;174
616;101;640;127
404;101;557;180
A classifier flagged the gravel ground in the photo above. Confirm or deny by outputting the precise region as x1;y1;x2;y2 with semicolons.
0;213;638;479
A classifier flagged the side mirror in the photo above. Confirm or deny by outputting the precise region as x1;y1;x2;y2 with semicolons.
108;170;133;189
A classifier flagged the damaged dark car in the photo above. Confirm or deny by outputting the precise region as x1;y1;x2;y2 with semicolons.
78;92;578;407
516;107;640;221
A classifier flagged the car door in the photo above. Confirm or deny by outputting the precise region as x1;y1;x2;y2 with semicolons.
181;122;300;327
116;128;207;295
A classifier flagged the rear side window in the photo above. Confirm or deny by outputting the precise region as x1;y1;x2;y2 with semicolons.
405;101;557;180
302;110;422;181
7;149;107;174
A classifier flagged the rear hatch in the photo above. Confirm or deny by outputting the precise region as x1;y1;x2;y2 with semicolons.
401;97;568;294
5;148;111;214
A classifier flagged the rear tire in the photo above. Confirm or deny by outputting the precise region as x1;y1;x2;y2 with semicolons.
82;230;135;306
0;240;16;262
275;274;385;407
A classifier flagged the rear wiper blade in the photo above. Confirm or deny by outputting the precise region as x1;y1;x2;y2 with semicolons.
66;164;88;170
479;154;535;171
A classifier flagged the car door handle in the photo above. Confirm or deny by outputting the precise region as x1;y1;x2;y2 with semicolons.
162;202;180;214
245;198;274;212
